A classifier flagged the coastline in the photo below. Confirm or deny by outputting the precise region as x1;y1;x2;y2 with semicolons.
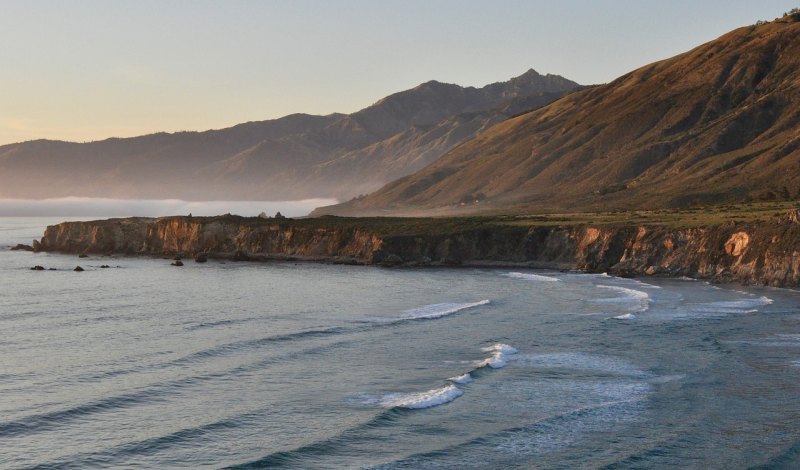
27;212;800;287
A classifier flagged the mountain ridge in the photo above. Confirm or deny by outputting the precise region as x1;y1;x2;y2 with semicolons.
0;70;580;201
317;16;800;216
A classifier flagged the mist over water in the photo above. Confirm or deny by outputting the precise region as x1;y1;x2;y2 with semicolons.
3;218;800;469
0;197;338;218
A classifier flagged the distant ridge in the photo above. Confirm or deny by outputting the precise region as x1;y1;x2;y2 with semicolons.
0;70;580;201
317;13;800;216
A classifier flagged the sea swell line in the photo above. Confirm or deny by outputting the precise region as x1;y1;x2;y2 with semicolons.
0;337;361;439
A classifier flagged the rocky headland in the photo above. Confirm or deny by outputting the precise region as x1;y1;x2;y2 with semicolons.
31;212;800;287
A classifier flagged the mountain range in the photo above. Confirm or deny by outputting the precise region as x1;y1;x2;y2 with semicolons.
318;12;800;216
0;70;580;201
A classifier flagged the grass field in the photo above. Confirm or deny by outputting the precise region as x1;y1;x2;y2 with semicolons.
204;201;800;237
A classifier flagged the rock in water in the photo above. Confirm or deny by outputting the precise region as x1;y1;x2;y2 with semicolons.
171;260;184;267
78;253;88;258
74;266;84;272
100;265;110;268
31;265;45;271
11;244;34;251
194;253;208;263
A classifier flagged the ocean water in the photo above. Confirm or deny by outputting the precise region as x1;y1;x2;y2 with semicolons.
2;217;800;469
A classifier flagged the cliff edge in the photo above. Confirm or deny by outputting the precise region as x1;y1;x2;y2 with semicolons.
33;212;800;287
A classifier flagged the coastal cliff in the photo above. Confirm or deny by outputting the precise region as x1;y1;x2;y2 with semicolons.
35;214;800;287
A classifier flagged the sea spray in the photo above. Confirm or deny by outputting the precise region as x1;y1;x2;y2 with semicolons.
478;343;519;369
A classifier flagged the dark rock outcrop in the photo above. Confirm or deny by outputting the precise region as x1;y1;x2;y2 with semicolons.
11;244;34;251
74;266;84;272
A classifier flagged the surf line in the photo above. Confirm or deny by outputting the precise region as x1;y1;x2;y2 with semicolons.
375;343;518;410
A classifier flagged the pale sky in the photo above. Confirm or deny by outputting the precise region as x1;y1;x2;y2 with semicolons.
0;0;796;145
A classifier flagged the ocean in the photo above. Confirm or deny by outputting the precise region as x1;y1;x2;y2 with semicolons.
2;217;800;469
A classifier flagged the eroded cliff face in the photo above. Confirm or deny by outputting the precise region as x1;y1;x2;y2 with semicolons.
36;215;800;287
38;216;384;262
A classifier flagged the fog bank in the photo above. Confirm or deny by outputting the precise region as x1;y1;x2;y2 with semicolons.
0;197;338;218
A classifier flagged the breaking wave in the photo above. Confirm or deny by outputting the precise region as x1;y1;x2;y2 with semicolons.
612;313;637;320
447;373;473;384
478;343;519;369
505;272;560;282
400;300;490;321
593;285;652;312
378;385;464;410
361;300;491;324
359;343;519;411
688;296;773;316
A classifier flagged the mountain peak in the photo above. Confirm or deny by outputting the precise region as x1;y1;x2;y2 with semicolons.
515;68;543;79
0;68;581;201
323;19;800;215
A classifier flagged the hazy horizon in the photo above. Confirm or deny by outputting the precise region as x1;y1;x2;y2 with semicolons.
0;197;337;218
2;0;797;146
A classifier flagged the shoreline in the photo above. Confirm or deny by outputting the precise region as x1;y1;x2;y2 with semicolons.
26;212;800;287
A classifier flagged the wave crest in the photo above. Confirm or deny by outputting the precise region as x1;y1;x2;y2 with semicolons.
594;285;652;312
505;272;560;282
478;343;519;369
399;300;490;321
378;384;464;410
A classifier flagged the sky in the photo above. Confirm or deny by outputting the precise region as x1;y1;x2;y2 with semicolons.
1;0;797;145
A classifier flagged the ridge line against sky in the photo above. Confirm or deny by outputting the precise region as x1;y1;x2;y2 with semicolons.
1;0;797;146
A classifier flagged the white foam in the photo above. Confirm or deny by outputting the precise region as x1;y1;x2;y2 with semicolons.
594;285;652;312
379;384;463;409
505;272;560;282
399;300;490;321
688;307;757;315
648;374;685;384
482;343;519;354
513;352;651;378
563;272;611;279
478;343;519;369
731;289;754;296
727;334;800;347
447;373;473;384
612;313;637;320
625;279;662;289
688;296;773;316
713;296;772;308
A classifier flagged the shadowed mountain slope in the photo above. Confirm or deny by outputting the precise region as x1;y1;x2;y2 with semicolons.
0;70;579;201
317;14;800;216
